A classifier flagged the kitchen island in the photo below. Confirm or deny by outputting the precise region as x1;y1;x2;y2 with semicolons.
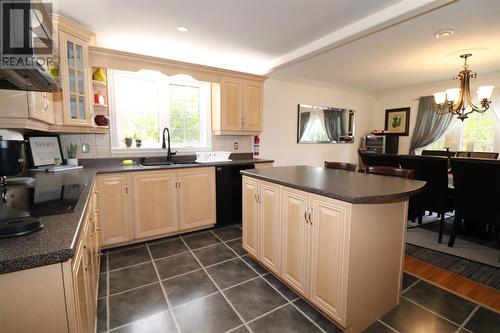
241;166;425;333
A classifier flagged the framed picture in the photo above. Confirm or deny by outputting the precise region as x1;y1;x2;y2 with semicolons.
26;135;63;167
384;107;410;136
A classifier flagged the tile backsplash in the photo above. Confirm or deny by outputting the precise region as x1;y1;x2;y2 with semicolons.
59;133;253;159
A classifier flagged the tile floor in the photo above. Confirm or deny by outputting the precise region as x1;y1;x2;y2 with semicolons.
97;225;500;333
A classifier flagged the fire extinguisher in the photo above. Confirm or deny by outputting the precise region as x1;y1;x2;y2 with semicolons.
253;135;260;157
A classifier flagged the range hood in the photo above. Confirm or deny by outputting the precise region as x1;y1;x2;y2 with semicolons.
0;0;60;92
0;65;60;92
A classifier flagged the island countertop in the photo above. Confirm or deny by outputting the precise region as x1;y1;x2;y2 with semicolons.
241;166;426;204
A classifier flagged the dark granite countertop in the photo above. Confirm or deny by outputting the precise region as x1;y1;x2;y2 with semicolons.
241;166;425;204
0;155;273;274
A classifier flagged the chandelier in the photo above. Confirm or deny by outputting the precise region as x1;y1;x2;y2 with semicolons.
433;54;494;121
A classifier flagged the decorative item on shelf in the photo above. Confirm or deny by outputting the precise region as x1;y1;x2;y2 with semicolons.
253;135;260;157
135;139;142;148
67;143;78;165
94;93;106;105
433;54;494;121
94;114;109;126
384;107;410;136
123;136;133;148
92;67;107;83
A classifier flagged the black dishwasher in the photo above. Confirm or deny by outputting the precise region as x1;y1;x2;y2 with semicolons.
215;164;254;226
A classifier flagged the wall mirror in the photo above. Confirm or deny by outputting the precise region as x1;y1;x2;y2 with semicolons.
297;104;355;143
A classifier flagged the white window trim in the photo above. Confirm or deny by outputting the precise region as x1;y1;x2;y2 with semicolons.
108;70;212;155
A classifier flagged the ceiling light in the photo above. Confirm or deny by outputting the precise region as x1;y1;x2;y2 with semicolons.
176;26;188;32
433;54;494;121
434;29;454;39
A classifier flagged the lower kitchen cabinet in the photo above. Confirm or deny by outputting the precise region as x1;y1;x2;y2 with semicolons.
0;184;101;333
242;175;409;332
132;170;179;238
97;173;133;246
97;167;216;247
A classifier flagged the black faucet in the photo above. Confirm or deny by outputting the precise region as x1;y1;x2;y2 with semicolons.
162;127;173;162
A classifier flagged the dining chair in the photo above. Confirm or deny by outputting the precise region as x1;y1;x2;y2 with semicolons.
324;161;357;172
455;151;469;157
399;155;454;243
448;158;500;248
468;152;499;159
359;152;400;168
421;150;452;158
364;165;414;179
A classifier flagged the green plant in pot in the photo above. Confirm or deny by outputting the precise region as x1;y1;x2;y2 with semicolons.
67;143;78;165
123;135;133;148
133;133;142;148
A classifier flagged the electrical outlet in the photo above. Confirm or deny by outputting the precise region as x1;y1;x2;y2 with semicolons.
81;143;90;153
234;141;239;150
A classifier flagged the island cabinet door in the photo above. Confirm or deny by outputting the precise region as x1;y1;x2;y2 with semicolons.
132;170;179;238
178;167;216;231
308;195;349;325
242;176;260;258
259;181;282;275
281;188;309;296
97;174;133;247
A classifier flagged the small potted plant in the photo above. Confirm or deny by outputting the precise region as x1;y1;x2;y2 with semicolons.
67;143;78;165
133;134;142;148
123;135;133;148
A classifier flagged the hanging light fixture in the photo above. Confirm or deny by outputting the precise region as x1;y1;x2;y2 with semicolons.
434;54;494;121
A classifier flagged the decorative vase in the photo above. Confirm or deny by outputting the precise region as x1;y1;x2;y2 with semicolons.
67;158;78;166
92;67;107;83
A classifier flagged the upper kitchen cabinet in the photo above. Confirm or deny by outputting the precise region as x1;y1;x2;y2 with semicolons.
212;77;263;135
54;15;95;127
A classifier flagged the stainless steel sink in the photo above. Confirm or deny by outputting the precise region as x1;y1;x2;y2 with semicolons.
138;158;198;167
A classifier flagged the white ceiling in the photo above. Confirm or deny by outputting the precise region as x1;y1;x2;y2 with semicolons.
273;0;500;93
55;0;403;73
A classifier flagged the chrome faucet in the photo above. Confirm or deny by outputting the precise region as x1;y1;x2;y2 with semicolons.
162;127;173;162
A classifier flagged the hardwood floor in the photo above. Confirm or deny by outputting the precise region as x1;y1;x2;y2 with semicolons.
404;255;500;313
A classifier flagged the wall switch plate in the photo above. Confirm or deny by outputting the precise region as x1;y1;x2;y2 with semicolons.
234;141;239;150
81;143;90;153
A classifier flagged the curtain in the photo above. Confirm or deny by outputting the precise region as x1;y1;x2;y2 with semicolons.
298;112;310;141
323;109;344;142
490;87;500;123
409;96;455;154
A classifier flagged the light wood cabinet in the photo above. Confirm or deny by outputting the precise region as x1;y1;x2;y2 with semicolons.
212;78;263;134
242;177;260;258
97;174;133;246
0;90;54;124
132;170;179;238
281;187;309;295
178;167;216;231
259;182;281;275
59;31;92;127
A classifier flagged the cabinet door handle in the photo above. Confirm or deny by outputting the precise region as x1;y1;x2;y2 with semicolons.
94;190;99;195
304;211;309;224
125;185;128;194
254;193;258;203
308;207;313;225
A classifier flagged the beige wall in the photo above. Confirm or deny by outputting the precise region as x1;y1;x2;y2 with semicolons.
373;73;500;154
260;78;376;167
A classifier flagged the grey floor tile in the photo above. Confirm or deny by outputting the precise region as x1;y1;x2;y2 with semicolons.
249;304;322;333
403;281;476;324
213;226;242;241
224;278;287;321
98;273;107;298
292;299;342;333
402;273;419;291
381;298;458;333
108;283;168;329
148;238;188;259
362;321;395;333
108;245;151;270
263;273;298;301
241;254;268;275
183;232;221;250
485;269;500;289
228;326;250;333
112;311;176;333
155;252;201;280
162;269;218;307
173;293;242;333
193;243;236;266
96;298;107;333
225;238;247;256
109;262;158;295
148;238;189;259
464;307;500;333
206;258;258;289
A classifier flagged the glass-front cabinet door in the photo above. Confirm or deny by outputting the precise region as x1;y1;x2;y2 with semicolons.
60;31;91;126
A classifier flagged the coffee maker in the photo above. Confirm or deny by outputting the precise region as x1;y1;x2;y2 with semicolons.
0;130;43;238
